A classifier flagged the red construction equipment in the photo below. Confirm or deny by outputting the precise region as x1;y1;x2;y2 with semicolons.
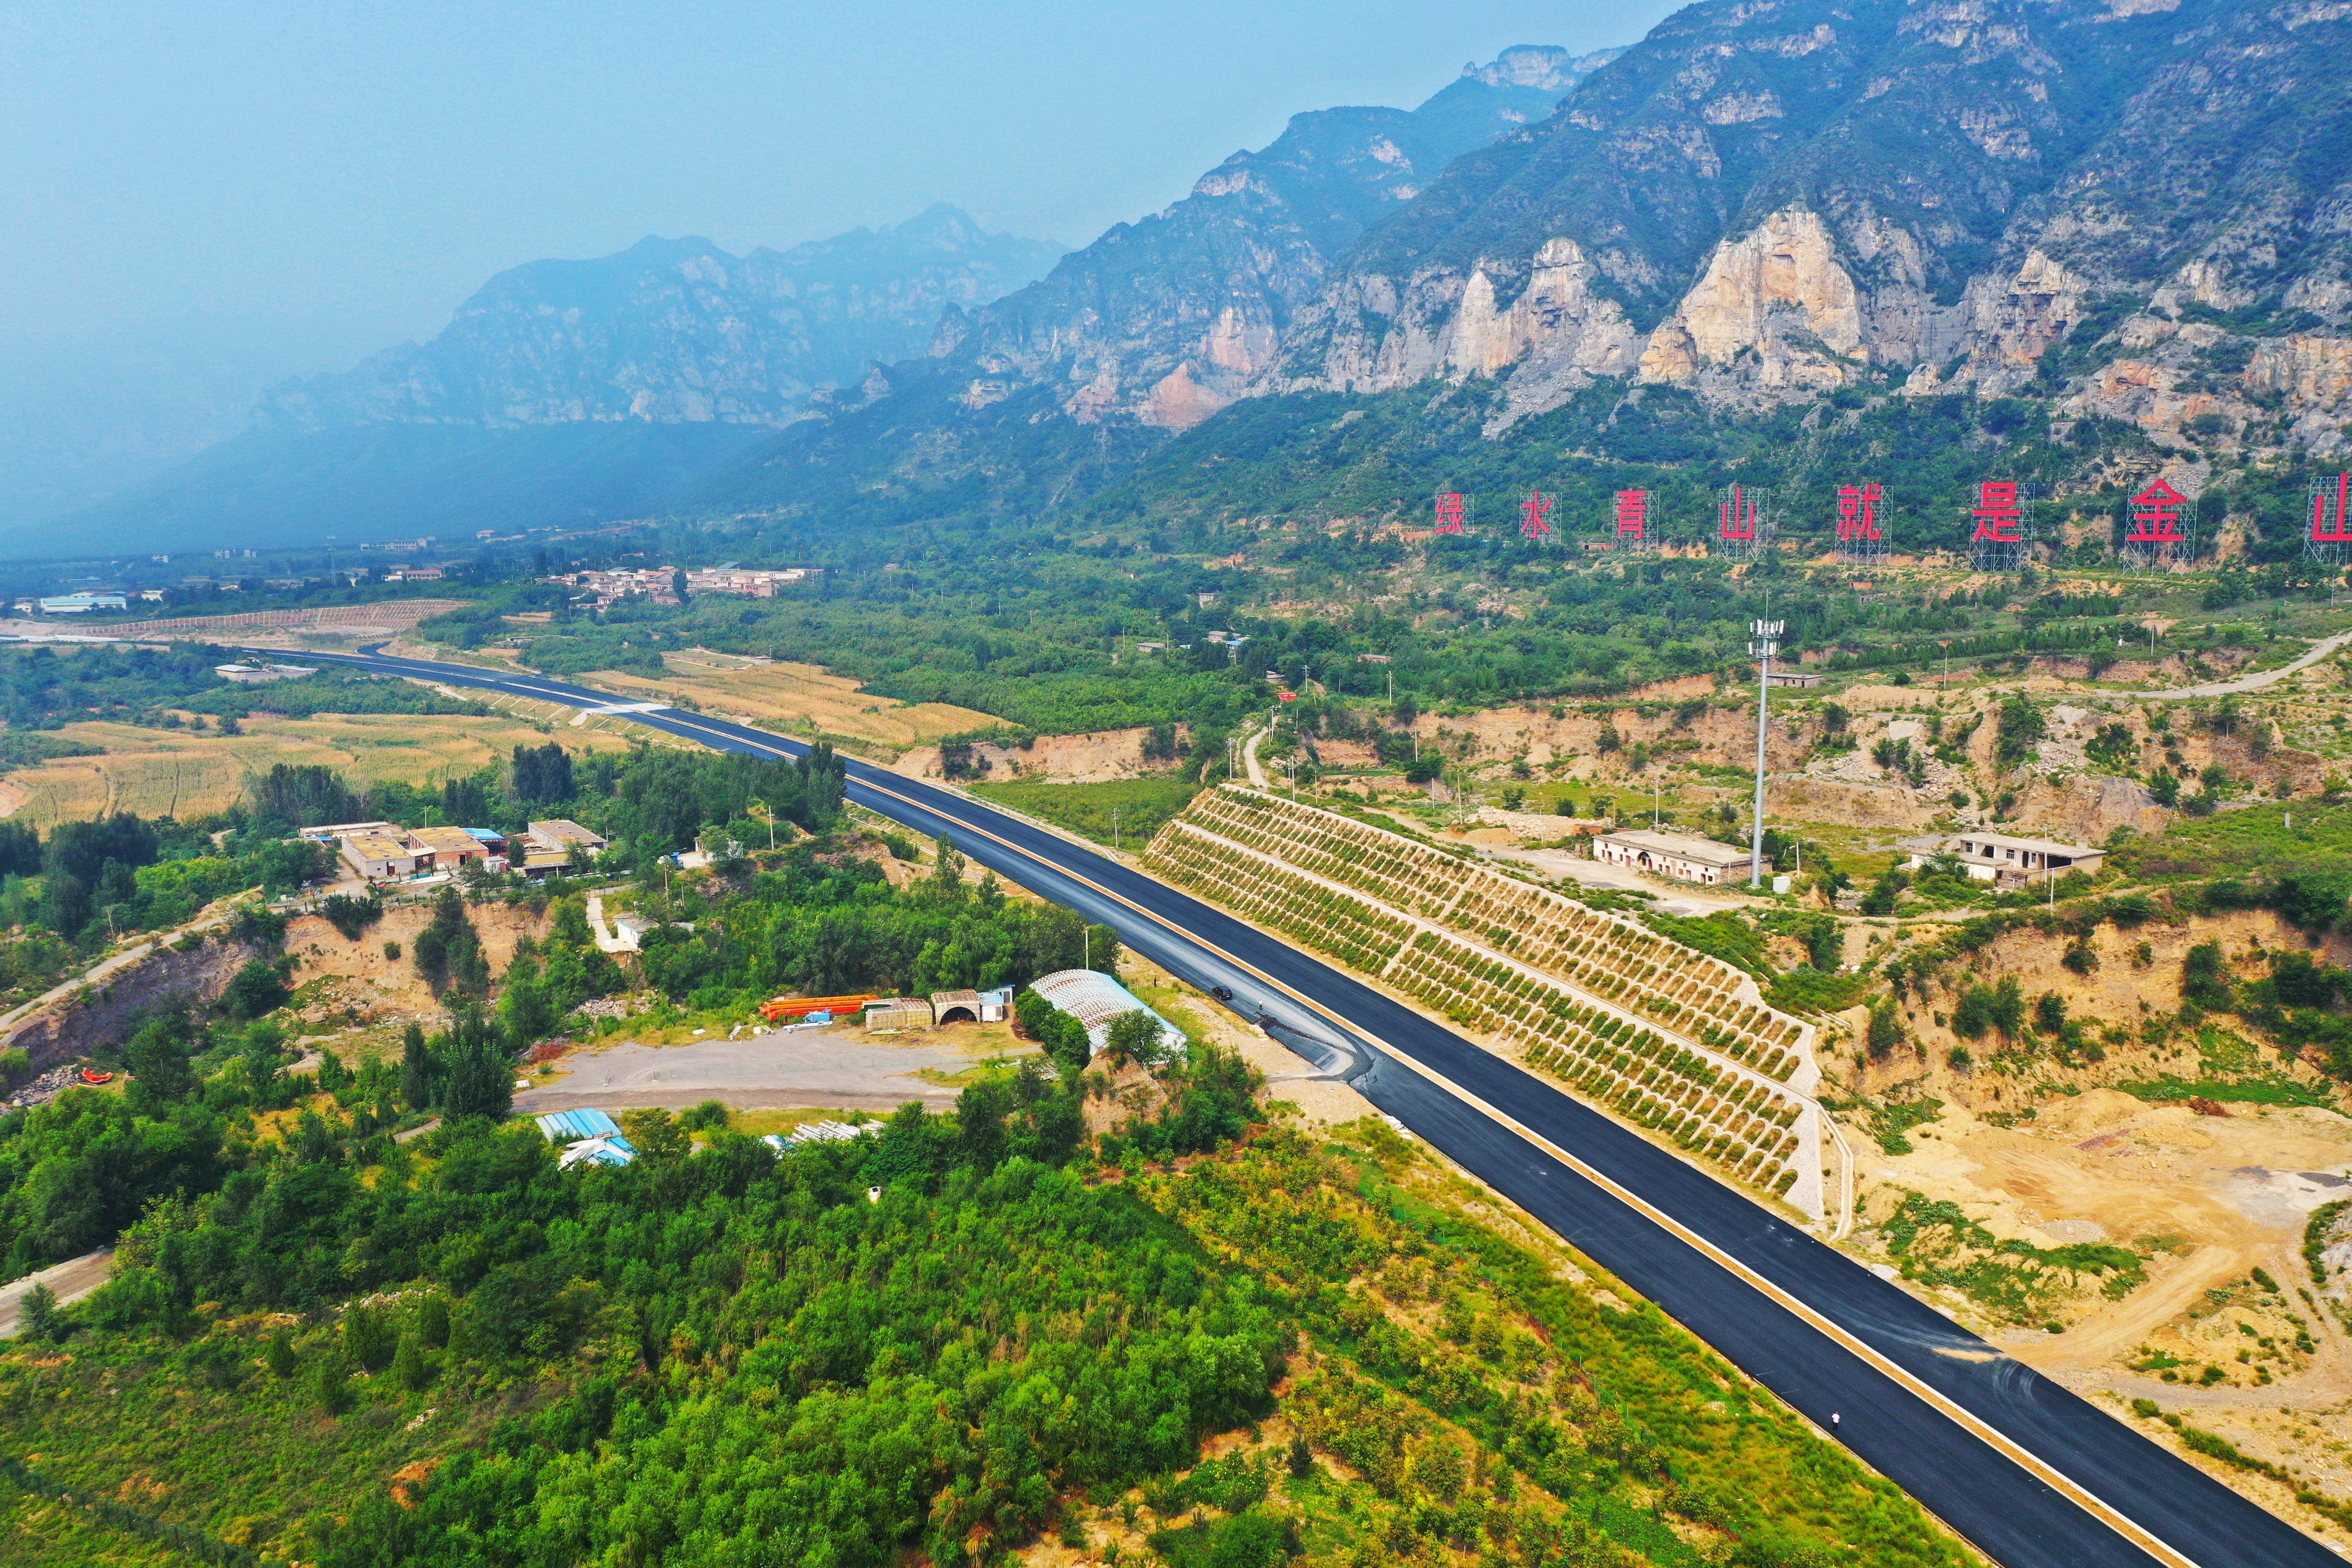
758;994;879;1023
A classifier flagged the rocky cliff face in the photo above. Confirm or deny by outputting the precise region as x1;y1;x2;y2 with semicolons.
259;206;1063;431
1262;0;2352;450
922;46;1623;432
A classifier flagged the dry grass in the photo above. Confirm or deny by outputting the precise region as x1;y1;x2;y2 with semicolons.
0;711;636;830
581;652;994;753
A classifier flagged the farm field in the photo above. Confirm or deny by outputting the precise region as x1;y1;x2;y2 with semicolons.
967;775;1201;848
0;711;634;829
578;650;997;754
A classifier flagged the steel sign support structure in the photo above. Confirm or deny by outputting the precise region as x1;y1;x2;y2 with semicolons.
1748;619;1783;888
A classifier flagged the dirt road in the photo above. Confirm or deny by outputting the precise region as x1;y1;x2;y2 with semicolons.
0;1248;113;1337
2125;629;2352;700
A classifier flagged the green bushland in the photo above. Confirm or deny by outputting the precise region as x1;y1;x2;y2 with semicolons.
968;775;1204;848
0;642;494;733
1880;1191;2147;1321
0;1115;1976;1568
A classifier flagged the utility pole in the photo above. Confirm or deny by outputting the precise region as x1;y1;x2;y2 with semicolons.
1113;807;1121;851
1748;618;1783;888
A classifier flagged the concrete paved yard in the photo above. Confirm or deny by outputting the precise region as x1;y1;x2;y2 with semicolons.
516;1024;1026;1115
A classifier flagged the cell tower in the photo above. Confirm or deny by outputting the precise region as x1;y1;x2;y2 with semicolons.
1433;490;1470;536
1717;483;1772;564
2309;472;2352;569
1968;479;2034;572
1835;481;1887;568
1612;488;1650;554
2121;478;2192;573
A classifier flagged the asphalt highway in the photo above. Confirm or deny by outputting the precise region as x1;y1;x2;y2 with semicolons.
291;646;2337;1568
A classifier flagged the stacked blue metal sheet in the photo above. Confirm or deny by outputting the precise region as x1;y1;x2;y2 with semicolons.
534;1108;622;1144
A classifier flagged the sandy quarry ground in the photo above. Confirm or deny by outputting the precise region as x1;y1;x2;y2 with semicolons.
1838;1087;2352;1539
897;726;1169;785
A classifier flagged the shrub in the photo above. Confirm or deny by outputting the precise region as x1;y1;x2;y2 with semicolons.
343;1302;395;1372
267;1327;298;1379
2180;943;2233;1011
318;893;383;941
416;1295;451;1350
222;959;289;1020
312;1351;354;1417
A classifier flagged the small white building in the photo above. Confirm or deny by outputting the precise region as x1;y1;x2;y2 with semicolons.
338;831;423;881
1911;832;2104;885
1594;828;1755;887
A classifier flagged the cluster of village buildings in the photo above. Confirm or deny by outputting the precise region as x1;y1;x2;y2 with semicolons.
302;818;609;884
1592;826;2104;890
553;566;818;610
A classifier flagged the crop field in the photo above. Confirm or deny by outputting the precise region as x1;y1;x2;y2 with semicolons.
1144;786;1823;1209
0;711;635;829
967;775;1201;847
579;651;997;754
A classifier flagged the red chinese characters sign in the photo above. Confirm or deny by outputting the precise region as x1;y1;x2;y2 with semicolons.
1433;492;1466;535
1837;482;1883;542
1719;484;1758;542
1614;490;1647;542
2125;480;2187;545
1971;481;2024;544
2315;474;2352;545
1519;492;1552;539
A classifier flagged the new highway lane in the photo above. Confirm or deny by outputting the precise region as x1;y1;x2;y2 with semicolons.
296;646;2334;1568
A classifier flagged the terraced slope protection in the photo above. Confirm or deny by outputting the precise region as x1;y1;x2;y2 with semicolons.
1143;786;1826;1214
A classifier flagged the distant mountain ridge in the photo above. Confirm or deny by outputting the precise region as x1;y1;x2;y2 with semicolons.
922;45;1623;432
258;205;1063;432
1262;0;2352;447
40;46;1619;557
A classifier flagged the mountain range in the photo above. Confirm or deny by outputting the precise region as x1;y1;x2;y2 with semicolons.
35;1;2352;560
24;46;1618;558
22;206;1064;556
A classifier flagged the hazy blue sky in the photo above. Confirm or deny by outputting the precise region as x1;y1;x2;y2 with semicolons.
1;0;1669;361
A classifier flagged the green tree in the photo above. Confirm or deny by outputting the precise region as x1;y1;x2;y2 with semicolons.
1104;1009;1166;1069
343;1303;395;1372
1865;1002;1905;1061
18;1282;62;1344
2034;992;2067;1036
399;1021;433;1110
1994;695;2046;772
2181;942;2234;1012
415;1295;450;1351
125;1017;198;1109
311;1350;354;1417
267;1326;298;1379
435;1006;513;1121
620;1106;689;1163
392;1331;432;1393
222;959;288;1020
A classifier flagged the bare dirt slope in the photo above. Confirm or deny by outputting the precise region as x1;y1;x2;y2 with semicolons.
285;899;551;1023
